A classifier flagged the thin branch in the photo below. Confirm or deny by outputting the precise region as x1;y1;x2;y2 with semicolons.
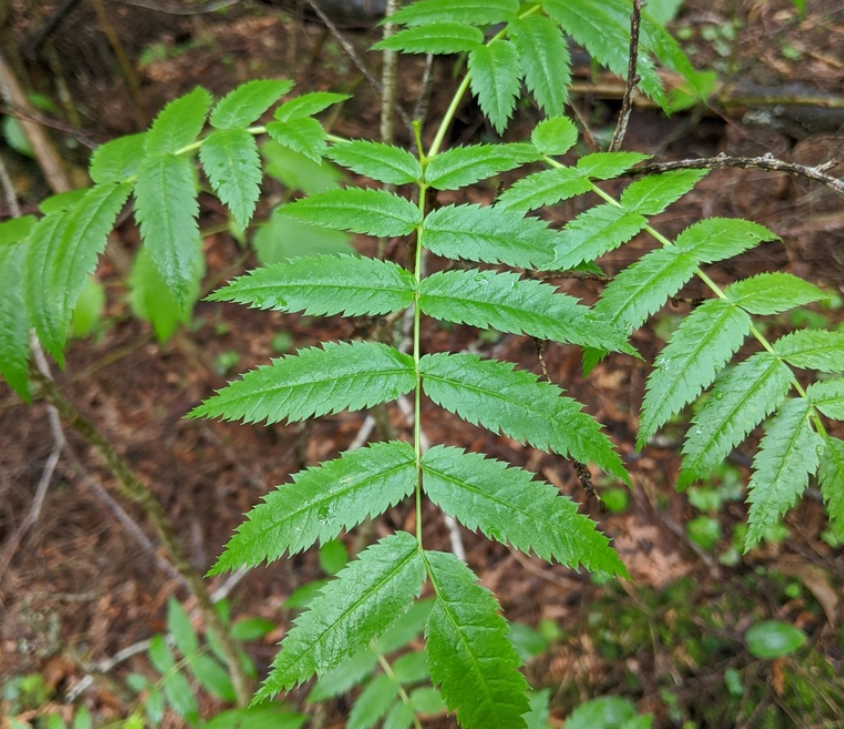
379;0;400;145
609;0;644;152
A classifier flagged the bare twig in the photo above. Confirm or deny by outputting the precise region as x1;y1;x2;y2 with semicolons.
609;0;644;152
412;53;436;129
379;0;400;145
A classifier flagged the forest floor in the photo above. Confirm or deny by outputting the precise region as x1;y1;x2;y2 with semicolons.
1;0;843;727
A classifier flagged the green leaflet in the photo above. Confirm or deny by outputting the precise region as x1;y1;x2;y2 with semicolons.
678;351;792;489
326;141;422;185
674;217;778;263
190;341;415;425
424;550;530;729
89;133;146;184
266;118;326;163
389;0;518;26
209;255;416;316
818;436;844;541
422;446;627;575
199;128;262;229
256;533;424;699
145;86;212;154
419;352;630;483
530;117;578;157
308;650;379;702
274;92;351;122
418;269;634;353
262;140;344;194
468;41;521;134
510;16;571;116
576;151;651;180
210;79;293;129
619;170;708;215
424;144;539;191
551;204;648;270
384;699;415;729
281;188;422;238
773;330;844;373
746;398;822;549
807;379;844;420
497;167;592;213
726;272;828;315
0;236;31;400
253;211;352;264
148;635;199;723
40;189;88;214
638;299;752;449
373;22;483;54
211;441;416;573
422;204;558;268
134;153;200;306
348;674;397;729
0;215;36;245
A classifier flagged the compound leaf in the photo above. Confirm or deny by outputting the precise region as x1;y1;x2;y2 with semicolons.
210;79;293;129
0;234;31;399
807;379;844;420
818;436;844;540
256;532;424;699
746;398;822;549
274;92;351;122
326;141;422;185
510;16;571;116
679;351;792;488
191;341;415;425
425;144;538;191
373;22;483;54
619;169;707;215
212;441;416;573
281;188;422;238
773;330;844;373
389;0;518;26
267;118;326;163
422;204;557;269
210;255;416;316
422;446;627;575
638;299;752;449
674;218;778;263
420;352;629;483
199;128;262;229
726;272;827;315
497;167;591;213
89;133;146;184
424;550;529;729
145;86;212;154
551;204;647;270
468;41;521;134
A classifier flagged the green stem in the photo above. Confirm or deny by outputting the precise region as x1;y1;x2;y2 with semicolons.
413;182;427;546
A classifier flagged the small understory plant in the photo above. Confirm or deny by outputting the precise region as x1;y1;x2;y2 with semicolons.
1;1;843;727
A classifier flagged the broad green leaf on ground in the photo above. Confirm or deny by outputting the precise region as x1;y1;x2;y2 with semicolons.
807;379;844;420
253;210;352;264
281;188;422;238
256;533;424;698
262;141;344;194
468;41;521;134
191;341;415;425
638;299;752;449
267;118;326;163
818;436;844;540
594;246;700;333
128;241;204;342
422;446;627;575
373;22;483;54
773;330;844;373
422;204;558;268
418;269;634;353
424;550;530;729
210;79;293;129
326;141;422;185
497;167;592;213
563;696;636;729
746;621;807;659
551;205;647;269
673;218;778;263
530;117;578;157
145;87;212;154
347;674;397;729
0;235;31;399
420;352;630;483
134;153;200;306
510;16;571;116
576;151;651;180
678;351;792;488
211;441;416;573
746;398;822;549
274;92;351;122
619;170;708;215
199;128;262;229
726;272;827;315
89;133;147;183
389;0;518;26
424;144;538;191
210;255;415;315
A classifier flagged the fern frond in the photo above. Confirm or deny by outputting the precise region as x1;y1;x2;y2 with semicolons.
638;299;752;449
389;0;518;27
419;352;630;483
422;446;627;574
725;272;828;315
497;168;592;213
619;170;707;216
678;351;792;488
509;16;571;116
210;79;293;129
807;379;844;420
373;22;483;54
326;141;422;185
199;129;262;229
773;330;844;373
89;133;147;184
256;532;424;699
145;86;212;154
551;205;647;270
424;144;538;191
746;398;822;549
468;41;521;134
211;441;416;573
818;436;844;541
424;550;530;729
191;341;415;425
208;255;416;316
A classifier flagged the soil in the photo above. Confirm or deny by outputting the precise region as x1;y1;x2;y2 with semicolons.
1;0;843;727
